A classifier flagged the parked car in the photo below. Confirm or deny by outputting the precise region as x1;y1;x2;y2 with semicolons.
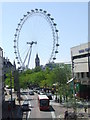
29;90;34;95
40;92;45;95
37;90;40;94
22;100;29;111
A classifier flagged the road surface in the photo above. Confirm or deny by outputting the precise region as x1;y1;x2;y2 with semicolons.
21;89;56;119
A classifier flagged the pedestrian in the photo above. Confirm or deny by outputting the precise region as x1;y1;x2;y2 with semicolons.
64;110;68;120
73;111;77;120
55;96;57;102
58;98;59;103
84;106;87;113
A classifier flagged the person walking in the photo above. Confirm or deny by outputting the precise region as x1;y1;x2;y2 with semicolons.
64;110;68;120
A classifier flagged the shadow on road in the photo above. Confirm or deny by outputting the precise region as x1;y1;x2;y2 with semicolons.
41;105;55;112
49;105;55;112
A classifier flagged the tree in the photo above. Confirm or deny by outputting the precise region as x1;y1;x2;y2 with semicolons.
5;63;71;91
52;64;71;102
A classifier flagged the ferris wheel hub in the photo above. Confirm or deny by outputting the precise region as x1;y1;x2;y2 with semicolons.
27;41;37;45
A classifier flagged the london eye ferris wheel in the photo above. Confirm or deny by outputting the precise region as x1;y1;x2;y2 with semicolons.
13;8;59;70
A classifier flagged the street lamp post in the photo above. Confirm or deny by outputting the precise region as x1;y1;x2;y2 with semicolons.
10;68;13;102
10;68;13;119
71;52;77;116
17;67;20;105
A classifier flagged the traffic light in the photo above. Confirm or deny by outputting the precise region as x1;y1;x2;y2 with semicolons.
72;60;74;68
4;74;7;79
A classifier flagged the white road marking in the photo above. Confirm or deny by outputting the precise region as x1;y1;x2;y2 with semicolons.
51;111;56;119
25;95;28;99
50;101;56;119
27;100;31;118
24;95;31;118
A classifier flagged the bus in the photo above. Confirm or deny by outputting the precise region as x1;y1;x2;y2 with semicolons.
38;95;50;110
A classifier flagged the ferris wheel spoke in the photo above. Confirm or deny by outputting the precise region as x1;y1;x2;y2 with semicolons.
22;48;31;67
27;46;32;68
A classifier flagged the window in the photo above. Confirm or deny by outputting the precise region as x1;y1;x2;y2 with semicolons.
77;73;79;78
81;72;84;78
86;72;89;78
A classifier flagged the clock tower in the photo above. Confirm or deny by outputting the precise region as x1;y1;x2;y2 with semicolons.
35;54;40;67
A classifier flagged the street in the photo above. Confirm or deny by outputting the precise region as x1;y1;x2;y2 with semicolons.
2;88;90;120
21;89;56;119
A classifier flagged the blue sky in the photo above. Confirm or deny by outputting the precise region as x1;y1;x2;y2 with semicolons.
1;2;88;68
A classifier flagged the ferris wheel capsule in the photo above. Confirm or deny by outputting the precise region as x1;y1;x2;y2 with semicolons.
53;57;56;60
47;13;51;16
39;9;43;11
27;11;30;14
56;43;59;46
51;18;54;20
53;23;57;26
55;51;58;53
43;10;47;13
31;10;34;12
35;8;38;11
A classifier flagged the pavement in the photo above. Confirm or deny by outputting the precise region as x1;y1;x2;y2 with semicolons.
2;90;23;120
51;95;90;120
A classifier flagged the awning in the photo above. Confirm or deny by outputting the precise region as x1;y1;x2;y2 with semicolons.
67;78;75;84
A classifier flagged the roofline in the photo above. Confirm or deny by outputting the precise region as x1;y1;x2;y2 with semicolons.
38;95;49;100
71;42;90;49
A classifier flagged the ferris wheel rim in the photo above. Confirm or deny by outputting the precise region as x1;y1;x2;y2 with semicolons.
14;8;59;69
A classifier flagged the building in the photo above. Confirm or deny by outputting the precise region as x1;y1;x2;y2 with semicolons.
35;54;40;67
88;2;90;42
71;42;90;99
3;57;14;73
45;62;71;70
0;47;3;120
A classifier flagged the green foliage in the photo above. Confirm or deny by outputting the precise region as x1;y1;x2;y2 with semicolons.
5;64;72;92
55;64;71;84
19;69;46;88
33;66;42;72
5;73;10;86
5;73;14;88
